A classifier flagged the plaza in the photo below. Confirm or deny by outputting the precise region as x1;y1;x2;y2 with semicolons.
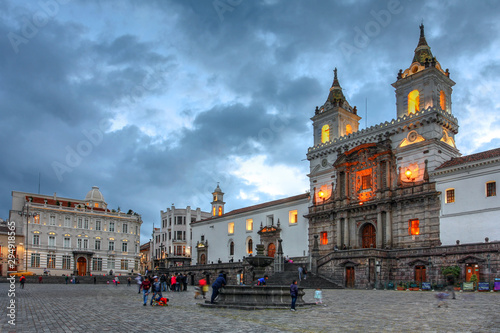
1;283;499;332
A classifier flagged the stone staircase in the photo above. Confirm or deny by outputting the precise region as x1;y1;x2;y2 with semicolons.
266;263;343;289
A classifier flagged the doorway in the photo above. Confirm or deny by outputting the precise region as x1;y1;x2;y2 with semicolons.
415;265;426;284
77;257;87;276
362;224;376;248
466;264;480;282
346;267;355;288
267;243;276;257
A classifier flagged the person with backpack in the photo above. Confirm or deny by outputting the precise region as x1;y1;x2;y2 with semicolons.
141;276;151;306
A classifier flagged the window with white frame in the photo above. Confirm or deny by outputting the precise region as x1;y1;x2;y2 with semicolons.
77;218;83;228
228;222;234;234
95;239;101;250
49;215;56;226
48;236;56;247
64;216;71;227
123;223;128;233
83;239;88;249
122;242;128;252
108;241;115;251
121;259;128;270
47;254;56;268
95;220;101;231
289;210;298;224
63;237;71;248
33;234;40;246
31;253;40;267
108;258;115;269
92;258;102;271
62;255;71;269
77;238;82;248
84;218;89;229
109;222;115;232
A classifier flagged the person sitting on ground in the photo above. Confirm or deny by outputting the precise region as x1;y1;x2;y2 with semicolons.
150;276;162;306
257;275;269;286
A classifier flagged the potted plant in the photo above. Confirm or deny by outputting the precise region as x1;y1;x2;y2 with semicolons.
396;282;405;291
470;274;478;290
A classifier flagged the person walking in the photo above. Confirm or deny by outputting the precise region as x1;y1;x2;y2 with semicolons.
38;276;43;284
314;288;323;305
94;276;97;285
183;273;188;291
160;274;167;292
446;274;456;299
114;276;119;286
302;266;307;280
65;275;68;285
127;277;131;286
20;275;26;289
290;280;298;311
170;274;177;291
298;266;303;281
211;273;226;304
135;273;143;293
141;277;151;306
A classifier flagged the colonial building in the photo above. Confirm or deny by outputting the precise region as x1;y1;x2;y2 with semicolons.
0;219;25;276
432;148;500;245
9;187;142;276
306;25;499;288
155;204;211;267
191;185;309;265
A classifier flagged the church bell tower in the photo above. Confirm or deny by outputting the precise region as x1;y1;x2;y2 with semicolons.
211;183;225;217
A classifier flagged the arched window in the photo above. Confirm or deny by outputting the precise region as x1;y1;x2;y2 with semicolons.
321;124;330;143
408;90;420;114
229;241;234;256
247;238;253;254
218;206;222;216
212;206;216;216
267;243;276;257
440;90;446;111
345;124;352;135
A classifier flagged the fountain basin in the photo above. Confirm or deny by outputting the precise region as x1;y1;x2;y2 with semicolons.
199;285;314;310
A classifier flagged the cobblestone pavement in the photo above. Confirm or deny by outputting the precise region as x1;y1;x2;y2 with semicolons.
1;283;499;333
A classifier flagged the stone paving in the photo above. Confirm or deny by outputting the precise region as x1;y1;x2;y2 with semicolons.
1;282;499;333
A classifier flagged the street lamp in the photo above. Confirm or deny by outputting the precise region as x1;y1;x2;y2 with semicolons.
18;202;39;272
159;244;165;268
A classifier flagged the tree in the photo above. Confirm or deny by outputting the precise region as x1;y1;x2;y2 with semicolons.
441;265;460;279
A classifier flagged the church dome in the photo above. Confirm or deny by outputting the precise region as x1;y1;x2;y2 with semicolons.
85;186;105;202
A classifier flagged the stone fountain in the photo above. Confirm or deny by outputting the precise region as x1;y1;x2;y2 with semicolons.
200;243;313;309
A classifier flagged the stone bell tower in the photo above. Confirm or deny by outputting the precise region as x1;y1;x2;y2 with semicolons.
211;183;225;217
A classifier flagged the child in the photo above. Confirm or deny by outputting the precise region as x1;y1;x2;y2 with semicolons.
314;288;323;305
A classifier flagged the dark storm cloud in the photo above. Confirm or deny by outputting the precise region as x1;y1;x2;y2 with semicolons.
1;0;499;241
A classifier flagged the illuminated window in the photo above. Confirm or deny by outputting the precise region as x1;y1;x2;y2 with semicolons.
440;90;446;110
246;219;253;231
362;175;372;190
445;189;455;203
214;195;217;201
94;203;99;208
346;124;352;135
321;124;330;143
408;90;420;114
289;210;298;224
212;206;216;216
320;231;328;245
121;259;128;270
47;254;56;269
247;238;253;254
486;182;496;197
229;241;234;256
409;219;420;235
31;253;40;268
62;255;71;269
228;222;234;234
33;215;40;224
218;206;222;216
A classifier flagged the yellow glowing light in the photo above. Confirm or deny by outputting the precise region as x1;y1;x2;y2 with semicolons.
318;191;325;198
408;90;420;115
405;169;412;180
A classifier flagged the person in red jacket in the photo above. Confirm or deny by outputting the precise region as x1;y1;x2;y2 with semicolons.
141;277;151;306
170;274;177;291
20;275;26;289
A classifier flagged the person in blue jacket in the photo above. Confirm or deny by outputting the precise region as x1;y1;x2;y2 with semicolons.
211;273;226;304
257;275;269;285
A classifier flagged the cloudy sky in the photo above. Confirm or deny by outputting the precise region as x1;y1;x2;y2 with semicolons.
2;0;500;243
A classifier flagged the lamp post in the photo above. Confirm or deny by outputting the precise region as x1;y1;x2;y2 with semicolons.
159;244;165;268
18;202;39;272
487;254;491;289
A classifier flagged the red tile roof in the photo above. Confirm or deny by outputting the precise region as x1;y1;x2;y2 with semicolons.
435;147;500;170
193;193;309;224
